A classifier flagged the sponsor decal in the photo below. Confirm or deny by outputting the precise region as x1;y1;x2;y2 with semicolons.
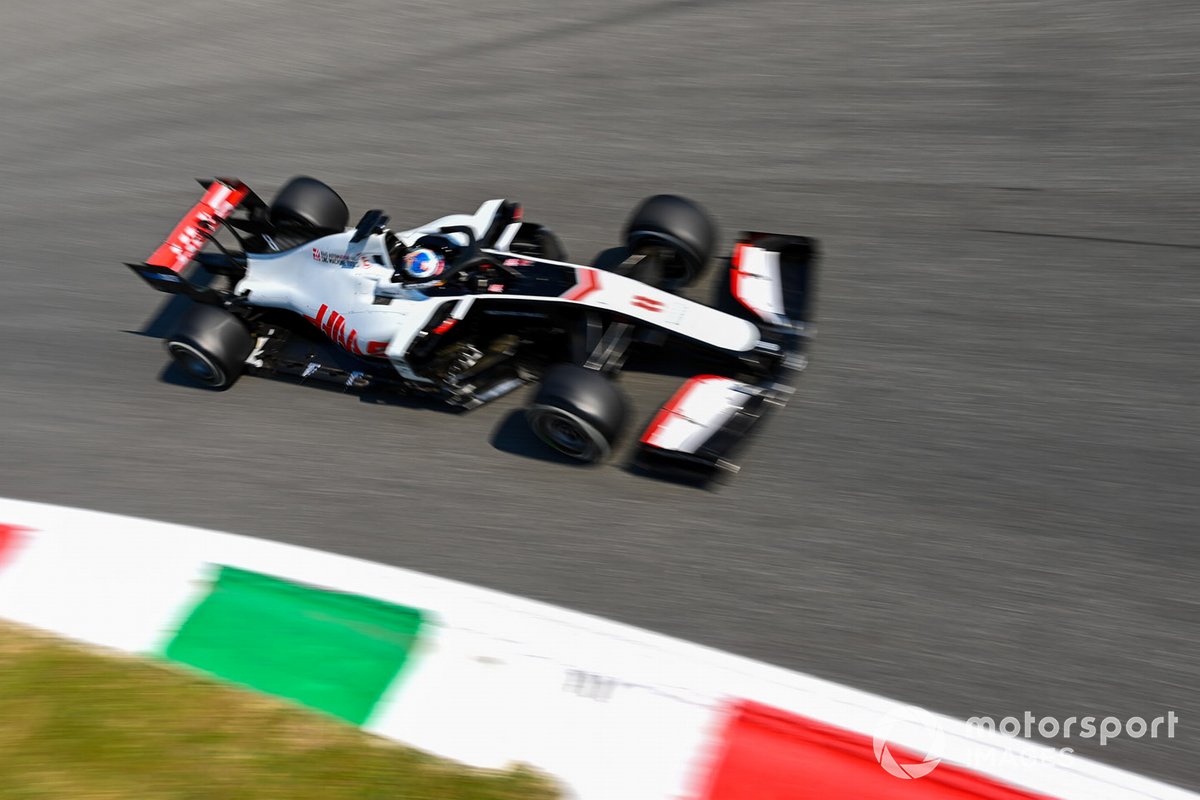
143;270;182;283
304;304;388;355
311;248;362;267
501;257;534;268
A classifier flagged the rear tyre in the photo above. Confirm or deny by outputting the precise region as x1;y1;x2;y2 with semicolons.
270;176;350;234
624;194;717;288
527;364;626;463
165;303;254;390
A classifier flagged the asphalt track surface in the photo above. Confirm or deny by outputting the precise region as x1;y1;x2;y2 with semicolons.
1;0;1196;789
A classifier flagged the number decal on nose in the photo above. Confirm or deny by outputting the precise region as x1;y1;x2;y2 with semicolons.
631;295;665;312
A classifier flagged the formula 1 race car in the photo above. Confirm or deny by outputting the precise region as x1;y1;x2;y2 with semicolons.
126;177;817;479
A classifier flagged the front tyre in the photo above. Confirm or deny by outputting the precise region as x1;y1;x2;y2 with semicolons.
165;303;254;390
624;194;717;288
508;222;568;262
527;364;626;463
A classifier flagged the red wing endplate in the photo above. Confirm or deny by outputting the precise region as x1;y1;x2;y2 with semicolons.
730;233;817;329
127;178;253;300
146;179;251;271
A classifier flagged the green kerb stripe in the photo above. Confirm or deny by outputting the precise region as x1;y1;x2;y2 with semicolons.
164;566;425;725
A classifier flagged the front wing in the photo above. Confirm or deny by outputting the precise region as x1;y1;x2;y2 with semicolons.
635;232;817;480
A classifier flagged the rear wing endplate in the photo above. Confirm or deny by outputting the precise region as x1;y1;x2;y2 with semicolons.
125;177;262;299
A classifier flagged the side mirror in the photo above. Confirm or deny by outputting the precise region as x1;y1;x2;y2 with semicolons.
351;209;390;243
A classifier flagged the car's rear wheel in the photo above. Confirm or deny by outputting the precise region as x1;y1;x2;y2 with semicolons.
270;176;349;235
165;303;254;390
624;194;717;288
527;364;626;463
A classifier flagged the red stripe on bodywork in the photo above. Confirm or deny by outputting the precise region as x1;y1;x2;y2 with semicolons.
305;304;329;328
432;318;459;336
328;313;346;346
729;242;763;318
0;524;31;572
640;375;726;447
146;180;250;272
562;268;601;301
697;700;1059;800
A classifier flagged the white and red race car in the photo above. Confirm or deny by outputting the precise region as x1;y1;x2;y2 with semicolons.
127;176;817;479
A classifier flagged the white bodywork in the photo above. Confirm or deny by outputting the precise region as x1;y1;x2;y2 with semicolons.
234;201;763;382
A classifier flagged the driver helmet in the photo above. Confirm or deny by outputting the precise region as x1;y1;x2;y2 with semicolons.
402;248;445;281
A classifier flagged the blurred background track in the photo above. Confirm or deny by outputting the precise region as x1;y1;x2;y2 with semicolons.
0;0;1196;788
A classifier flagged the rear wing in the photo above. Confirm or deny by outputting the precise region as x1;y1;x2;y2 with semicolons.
125;178;266;301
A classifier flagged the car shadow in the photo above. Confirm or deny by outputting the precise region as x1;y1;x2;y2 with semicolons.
621;460;720;490
358;388;461;413
136;264;226;339
150;352;459;411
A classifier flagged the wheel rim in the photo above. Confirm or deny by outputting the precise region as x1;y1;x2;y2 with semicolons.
543;416;589;456
529;408;607;462
167;342;224;387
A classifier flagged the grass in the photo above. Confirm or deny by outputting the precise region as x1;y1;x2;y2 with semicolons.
0;621;560;800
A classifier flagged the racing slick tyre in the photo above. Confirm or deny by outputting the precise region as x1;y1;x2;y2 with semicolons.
624;194;717;288
527;364;627;463
165;303;254;390
270;176;350;234
509;223;568;262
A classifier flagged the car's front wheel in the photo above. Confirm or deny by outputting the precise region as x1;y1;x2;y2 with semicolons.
526;364;626;463
624;194;717;288
165;303;254;390
508;222;568;262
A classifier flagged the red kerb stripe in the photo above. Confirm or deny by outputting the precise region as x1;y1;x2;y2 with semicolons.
697;699;1059;800
0;524;31;571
